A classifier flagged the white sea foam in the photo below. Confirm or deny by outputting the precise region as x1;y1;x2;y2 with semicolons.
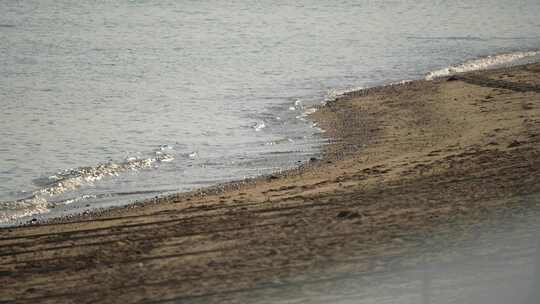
265;138;295;146
253;121;266;131
0;147;175;224
0;196;49;223
425;50;540;80
294;99;303;109
390;79;413;86
325;86;366;103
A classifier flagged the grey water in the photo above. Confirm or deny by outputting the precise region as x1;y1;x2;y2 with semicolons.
1;0;540;225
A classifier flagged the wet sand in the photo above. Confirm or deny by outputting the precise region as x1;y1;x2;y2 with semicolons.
2;63;540;303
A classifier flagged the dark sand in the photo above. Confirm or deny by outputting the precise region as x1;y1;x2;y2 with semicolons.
2;63;540;303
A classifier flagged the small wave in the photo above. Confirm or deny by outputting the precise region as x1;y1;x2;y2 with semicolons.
0;146;175;224
425;50;540;80
253;121;266;131
287;98;320;121
295;107;318;121
265;138;295;146
325;86;366;103
294;99;303;110
35;150;174;197
0;196;48;223
390;79;413;86
288;99;305;111
57;194;98;206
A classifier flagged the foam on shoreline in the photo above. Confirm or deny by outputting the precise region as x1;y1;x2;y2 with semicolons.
425;50;540;80
0;147;174;224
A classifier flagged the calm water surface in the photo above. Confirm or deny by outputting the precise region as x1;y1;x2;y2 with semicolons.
1;0;540;224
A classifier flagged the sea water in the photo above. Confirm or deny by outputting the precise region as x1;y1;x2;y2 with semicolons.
1;0;540;225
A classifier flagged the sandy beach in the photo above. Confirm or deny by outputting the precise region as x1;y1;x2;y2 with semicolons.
2;63;540;303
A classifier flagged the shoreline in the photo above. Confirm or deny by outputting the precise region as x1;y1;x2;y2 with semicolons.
3;52;539;227
2;63;540;303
